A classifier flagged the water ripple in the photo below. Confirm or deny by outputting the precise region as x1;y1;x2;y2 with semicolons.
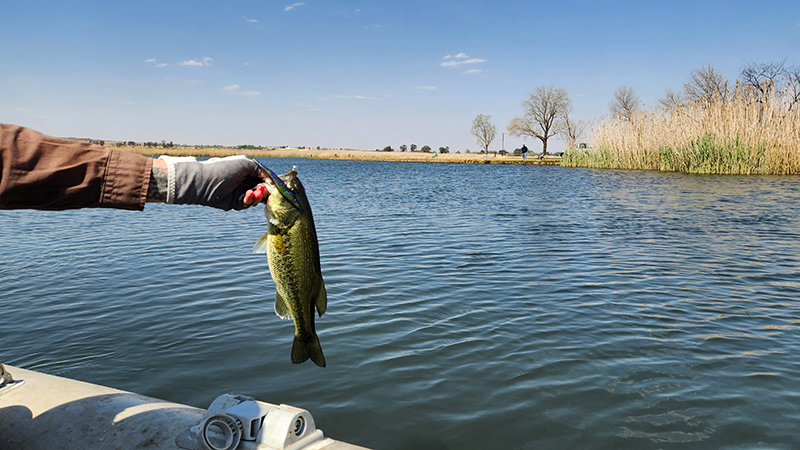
3;161;800;449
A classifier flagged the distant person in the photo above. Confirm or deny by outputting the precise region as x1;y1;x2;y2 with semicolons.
539;149;546;160
0;123;268;211
521;144;528;161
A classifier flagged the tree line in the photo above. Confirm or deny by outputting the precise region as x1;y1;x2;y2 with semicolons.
469;59;800;159
610;60;800;120
379;144;450;154
470;86;586;157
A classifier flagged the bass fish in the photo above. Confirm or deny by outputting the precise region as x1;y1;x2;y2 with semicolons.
253;164;327;367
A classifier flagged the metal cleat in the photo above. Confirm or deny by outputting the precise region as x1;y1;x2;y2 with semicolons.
0;364;24;395
0;364;12;387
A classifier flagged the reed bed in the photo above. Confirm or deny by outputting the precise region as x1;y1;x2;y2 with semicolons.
563;91;800;174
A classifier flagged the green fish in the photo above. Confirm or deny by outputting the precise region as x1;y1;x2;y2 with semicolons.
254;169;327;367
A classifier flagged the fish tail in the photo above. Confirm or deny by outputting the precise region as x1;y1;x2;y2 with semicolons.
291;335;326;368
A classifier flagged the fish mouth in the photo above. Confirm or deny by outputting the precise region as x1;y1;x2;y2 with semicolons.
251;158;303;212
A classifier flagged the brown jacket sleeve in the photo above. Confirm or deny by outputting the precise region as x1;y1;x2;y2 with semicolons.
0;123;152;210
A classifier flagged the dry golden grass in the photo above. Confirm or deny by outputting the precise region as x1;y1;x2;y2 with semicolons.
119;145;561;166
563;90;800;174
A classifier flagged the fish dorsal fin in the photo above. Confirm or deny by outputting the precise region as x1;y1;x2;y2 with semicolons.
253;233;270;254
274;292;291;319
315;279;327;317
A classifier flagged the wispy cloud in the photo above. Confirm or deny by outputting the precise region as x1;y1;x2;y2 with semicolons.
223;84;261;96
441;58;485;67
332;94;380;100
163;78;208;83
180;57;213;67
441;53;486;68
244;17;258;23
462;69;484;75
145;58;168;67
284;2;305;11
416;85;437;90
441;58;486;67
144;58;169;67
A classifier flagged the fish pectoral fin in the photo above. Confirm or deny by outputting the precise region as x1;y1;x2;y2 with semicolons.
253;233;270;254
274;292;292;320
315;279;327;317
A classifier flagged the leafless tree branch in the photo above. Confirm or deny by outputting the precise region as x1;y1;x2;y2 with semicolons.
609;85;640;121
507;85;572;155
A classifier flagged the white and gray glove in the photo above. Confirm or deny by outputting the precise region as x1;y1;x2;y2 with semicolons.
159;155;263;210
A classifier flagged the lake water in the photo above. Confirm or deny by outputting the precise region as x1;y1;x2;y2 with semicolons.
2;159;800;449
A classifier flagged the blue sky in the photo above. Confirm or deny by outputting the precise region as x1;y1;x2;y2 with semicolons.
1;1;798;152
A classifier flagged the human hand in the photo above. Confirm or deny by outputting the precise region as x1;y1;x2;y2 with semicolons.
158;155;268;210
243;183;268;207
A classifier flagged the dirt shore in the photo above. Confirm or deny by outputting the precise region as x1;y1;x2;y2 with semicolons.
118;146;561;166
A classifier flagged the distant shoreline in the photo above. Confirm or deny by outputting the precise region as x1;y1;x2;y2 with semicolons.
117;145;562;166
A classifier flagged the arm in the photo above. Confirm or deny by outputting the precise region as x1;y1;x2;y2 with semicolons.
1;123;265;211
146;158;169;202
0;123;151;210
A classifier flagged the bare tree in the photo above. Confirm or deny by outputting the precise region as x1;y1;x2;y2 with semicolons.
659;87;683;110
785;65;800;111
507;85;571;155
562;104;587;149
684;64;729;106
739;60;800;110
739;60;786;100
563;116;587;150
471;114;497;156
609;85;640;121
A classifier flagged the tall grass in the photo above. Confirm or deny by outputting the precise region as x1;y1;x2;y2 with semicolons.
563;90;800;174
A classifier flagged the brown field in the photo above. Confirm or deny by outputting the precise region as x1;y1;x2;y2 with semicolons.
117;145;562;166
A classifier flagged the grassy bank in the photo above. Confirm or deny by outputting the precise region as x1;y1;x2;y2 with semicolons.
120;145;562;165
562;91;800;174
